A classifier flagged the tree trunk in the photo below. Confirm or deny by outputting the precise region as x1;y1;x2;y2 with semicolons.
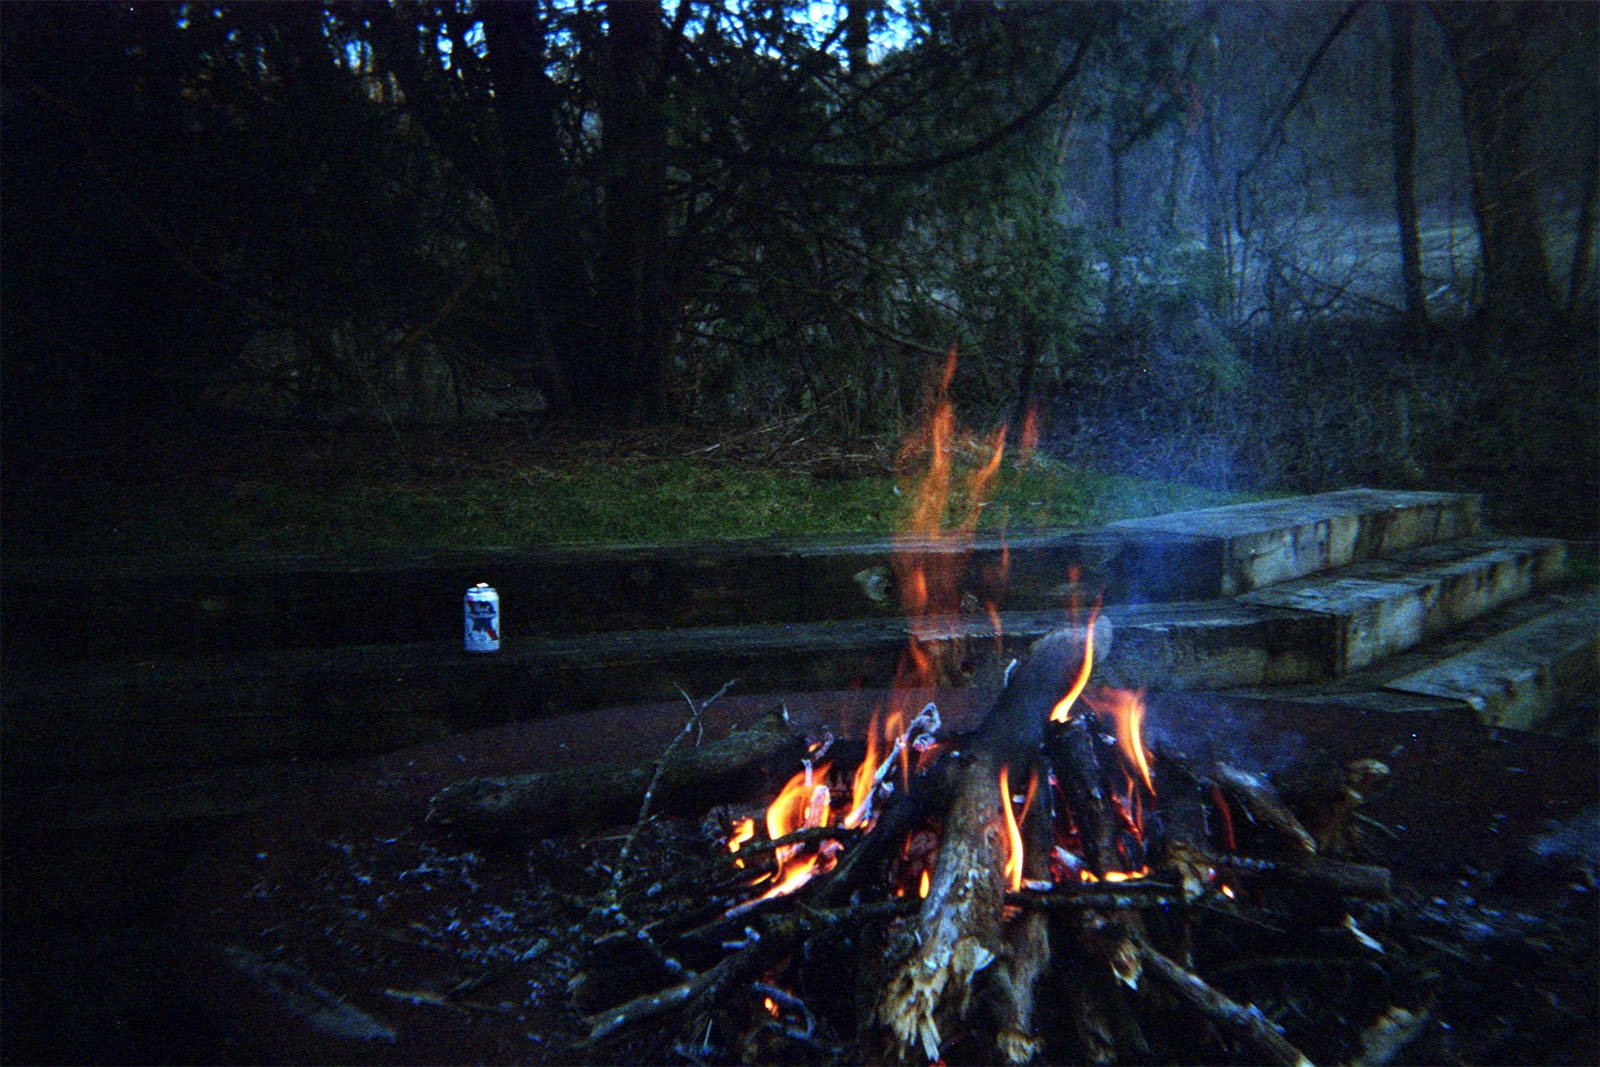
480;3;591;412
1567;108;1598;318
844;0;873;75
1432;3;1557;325
599;0;670;424
1387;2;1427;331
1011;308;1041;442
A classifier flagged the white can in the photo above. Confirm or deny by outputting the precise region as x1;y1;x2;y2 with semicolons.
464;583;500;653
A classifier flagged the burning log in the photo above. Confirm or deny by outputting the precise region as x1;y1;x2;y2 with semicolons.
427;707;804;838
875;624;1102;1061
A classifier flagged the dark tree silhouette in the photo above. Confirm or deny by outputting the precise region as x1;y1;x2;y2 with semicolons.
1431;2;1559;325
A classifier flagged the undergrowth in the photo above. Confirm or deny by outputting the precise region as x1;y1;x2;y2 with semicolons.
2;450;1257;558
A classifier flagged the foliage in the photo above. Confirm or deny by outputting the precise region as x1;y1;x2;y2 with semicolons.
1;0;1107;439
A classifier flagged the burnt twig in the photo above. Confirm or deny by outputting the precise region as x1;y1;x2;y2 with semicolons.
1133;934;1313;1067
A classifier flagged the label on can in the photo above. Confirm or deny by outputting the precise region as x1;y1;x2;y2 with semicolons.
464;583;500;653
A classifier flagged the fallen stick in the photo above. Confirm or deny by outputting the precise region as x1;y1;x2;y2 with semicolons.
428;707;805;837
1133;935;1312;1067
1003;886;1182;911
1217;853;1393;898
586;899;914;1044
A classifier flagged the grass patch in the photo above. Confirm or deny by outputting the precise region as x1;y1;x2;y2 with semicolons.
2;453;1262;558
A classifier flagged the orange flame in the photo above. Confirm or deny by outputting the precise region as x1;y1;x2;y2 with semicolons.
729;347;1025;916
1086;688;1155;796
1000;764;1024;893
892;346;1007;672
1019;401;1041;459
918;868;931;899
1049;599;1100;723
728;817;756;868
843;711;882;830
727;762;839;912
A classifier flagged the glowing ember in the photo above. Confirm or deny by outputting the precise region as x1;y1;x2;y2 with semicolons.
1079;866;1151;884
728;817;756;869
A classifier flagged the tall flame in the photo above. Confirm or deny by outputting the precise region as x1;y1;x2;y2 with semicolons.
729;346;1028;917
1086;688;1155;796
1049;598;1100;723
1000;764;1024;893
892;346;1007;672
843;711;882;829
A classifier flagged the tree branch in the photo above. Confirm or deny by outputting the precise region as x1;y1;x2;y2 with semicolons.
742;19;1101;178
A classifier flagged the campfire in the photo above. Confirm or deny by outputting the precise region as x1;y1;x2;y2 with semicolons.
480;620;1394;1066
420;353;1424;1064
151;352;1592;1067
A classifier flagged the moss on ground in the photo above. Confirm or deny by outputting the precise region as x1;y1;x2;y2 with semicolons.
3;450;1261;558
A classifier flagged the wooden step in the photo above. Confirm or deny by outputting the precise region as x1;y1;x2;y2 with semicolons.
1382;590;1598;732
0;528;1218;665
0;488;1483;666
1237;536;1567;672
4;593;1340;780
1110;488;1482;595
1223;586;1599;737
1096;600;1333;690
0;611;1108;778
12;539;1552;781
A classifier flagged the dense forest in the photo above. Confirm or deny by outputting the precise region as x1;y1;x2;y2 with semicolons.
2;0;1596;533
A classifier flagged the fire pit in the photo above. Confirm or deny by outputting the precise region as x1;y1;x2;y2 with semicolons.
181;358;1595;1065
180;685;1597;1065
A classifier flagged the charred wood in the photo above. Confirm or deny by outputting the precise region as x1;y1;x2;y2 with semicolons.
1133;933;1313;1067
428;708;804;838
874;626;1100;1061
1215;853;1393;899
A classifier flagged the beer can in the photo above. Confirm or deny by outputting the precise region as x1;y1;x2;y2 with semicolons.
464;583;500;653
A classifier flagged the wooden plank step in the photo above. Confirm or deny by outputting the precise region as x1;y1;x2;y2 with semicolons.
0;528;1219;665
1109;488;1482;595
0;489;1482;666
1222;586;1599;737
0;611;1092;778
1237;536;1567;672
1382;589;1599;732
4;587;1351;780
1095;600;1334;690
